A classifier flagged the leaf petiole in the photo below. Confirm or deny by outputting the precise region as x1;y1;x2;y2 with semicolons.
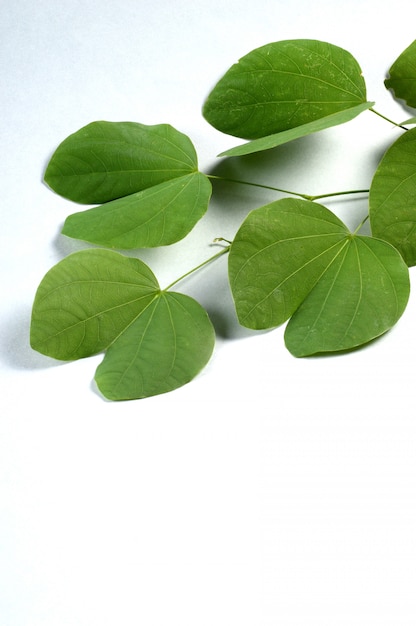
369;107;409;130
163;243;231;291
207;174;368;202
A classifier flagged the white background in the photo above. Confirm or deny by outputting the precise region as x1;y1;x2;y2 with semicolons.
2;0;416;624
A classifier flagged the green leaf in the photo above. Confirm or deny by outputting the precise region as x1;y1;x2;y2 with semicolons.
218;102;374;157
30;249;160;360
95;292;215;401
285;236;409;356
30;249;215;399
203;39;368;141
61;172;212;248
44;121;199;204
229;198;409;355
369;127;416;266
385;39;416;108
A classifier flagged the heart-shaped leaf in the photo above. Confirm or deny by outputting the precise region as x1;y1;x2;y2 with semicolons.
45;121;211;248
229;198;409;355
385;39;416;108
61;172;212;248
369;127;416;266
30;249;215;400
203;39;369;144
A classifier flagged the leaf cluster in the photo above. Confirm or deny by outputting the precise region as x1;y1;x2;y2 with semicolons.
30;38;416;400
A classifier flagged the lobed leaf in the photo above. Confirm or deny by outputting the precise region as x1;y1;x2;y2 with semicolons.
203;39;368;143
369;126;416;266
44;121;199;204
61;172;212;248
385;39;416;108
30;249;215;399
229;198;409;355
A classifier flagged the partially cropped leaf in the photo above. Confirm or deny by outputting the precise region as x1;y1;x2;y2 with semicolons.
229;198;409;355
44;121;199;204
385;39;416;108
369;127;416;266
30;249;215;399
203;39;369;142
62;172;212;248
218;102;374;157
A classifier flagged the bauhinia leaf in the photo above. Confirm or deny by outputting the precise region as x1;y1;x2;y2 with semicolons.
203;39;370;146
284;236;409;356
229;198;409;355
369;126;416;266
218;102;374;157
30;249;215;400
45;120;211;248
61;172;212;248
44;121;200;204
95;292;215;400
385;39;416;108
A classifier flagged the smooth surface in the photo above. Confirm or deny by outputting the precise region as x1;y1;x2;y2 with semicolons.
2;1;416;624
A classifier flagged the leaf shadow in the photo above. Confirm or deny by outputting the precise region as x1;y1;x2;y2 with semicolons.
205;133;323;215
0;304;62;371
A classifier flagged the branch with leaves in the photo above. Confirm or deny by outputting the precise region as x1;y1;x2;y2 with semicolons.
30;38;416;400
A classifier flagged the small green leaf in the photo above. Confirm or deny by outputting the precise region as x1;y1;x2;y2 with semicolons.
44;121;199;204
218;102;374;157
30;249;215;399
203;39;368;140
229;198;409;355
285;236;410;356
385;39;416;108
95;292;215;401
369;127;416;266
61;172;212;248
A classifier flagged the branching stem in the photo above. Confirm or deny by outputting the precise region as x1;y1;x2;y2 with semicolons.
207;174;368;202
164;243;231;291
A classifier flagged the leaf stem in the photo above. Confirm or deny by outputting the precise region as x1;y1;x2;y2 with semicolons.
369;107;408;131
353;214;369;234
207;174;310;199
164;243;231;291
207;174;369;202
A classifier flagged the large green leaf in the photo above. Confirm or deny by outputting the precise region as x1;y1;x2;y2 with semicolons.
61;172;212;248
30;249;215;400
44;121;199;204
229;198;409;355
385;39;416;108
218;102;374;157
369;127;416;266
203;39;369;142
